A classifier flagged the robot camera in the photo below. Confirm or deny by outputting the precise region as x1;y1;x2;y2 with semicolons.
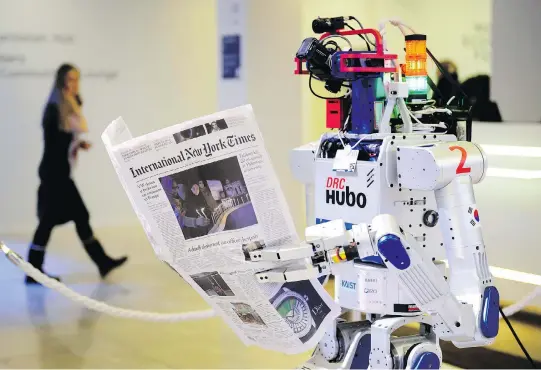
296;37;333;78
312;16;346;34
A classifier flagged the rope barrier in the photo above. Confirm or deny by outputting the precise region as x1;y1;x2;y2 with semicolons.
2;241;538;322
501;286;541;318
1;242;216;322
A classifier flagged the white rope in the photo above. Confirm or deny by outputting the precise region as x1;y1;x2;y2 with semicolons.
1;242;216;322
4;242;539;322
501;286;541;318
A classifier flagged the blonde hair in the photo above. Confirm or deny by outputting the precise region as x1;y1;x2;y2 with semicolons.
58;92;87;132
48;64;87;133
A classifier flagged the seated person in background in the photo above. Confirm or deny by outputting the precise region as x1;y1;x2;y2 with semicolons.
434;60;460;105
461;75;503;122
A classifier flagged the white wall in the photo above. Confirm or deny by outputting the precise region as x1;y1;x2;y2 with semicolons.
245;0;305;235
213;0;306;236
368;0;492;81
492;0;541;122
0;0;218;235
473;122;541;306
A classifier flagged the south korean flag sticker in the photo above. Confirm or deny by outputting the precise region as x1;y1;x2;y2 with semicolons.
468;207;480;226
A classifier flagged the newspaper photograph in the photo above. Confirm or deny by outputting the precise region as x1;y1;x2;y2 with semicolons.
158;155;256;241
101;104;341;354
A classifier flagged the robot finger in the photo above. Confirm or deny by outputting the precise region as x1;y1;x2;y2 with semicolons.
248;243;316;262
255;265;328;283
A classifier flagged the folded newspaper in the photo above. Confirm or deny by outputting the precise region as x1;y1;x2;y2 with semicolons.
101;104;341;354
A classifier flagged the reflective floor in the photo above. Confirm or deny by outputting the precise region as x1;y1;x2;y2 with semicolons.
0;224;536;368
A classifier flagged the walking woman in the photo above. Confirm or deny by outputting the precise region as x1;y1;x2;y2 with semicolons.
26;63;127;284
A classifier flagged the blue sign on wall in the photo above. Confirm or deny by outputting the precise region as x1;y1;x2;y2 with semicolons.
222;34;241;79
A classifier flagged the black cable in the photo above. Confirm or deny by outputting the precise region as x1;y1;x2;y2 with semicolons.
466;105;473;141
349;16;376;48
426;48;468;100
350;16;364;30
422;47;474;141
344;23;371;51
426;75;442;100
308;73;348;100
499;307;536;368
323;40;340;52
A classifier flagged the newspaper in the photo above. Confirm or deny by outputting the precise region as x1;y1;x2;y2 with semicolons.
101;104;341;354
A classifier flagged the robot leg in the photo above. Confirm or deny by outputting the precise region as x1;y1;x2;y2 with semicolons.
299;316;441;370
369;316;442;370
301;319;372;369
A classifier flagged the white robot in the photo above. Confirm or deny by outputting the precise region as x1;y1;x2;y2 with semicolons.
246;17;500;369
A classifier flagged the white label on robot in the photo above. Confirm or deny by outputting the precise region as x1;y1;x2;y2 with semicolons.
357;269;386;312
315;161;379;225
341;280;357;290
333;146;359;173
334;269;360;311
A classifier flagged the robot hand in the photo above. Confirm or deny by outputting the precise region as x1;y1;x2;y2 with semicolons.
249;219;373;283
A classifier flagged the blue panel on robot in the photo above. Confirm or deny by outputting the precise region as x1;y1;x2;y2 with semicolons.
411;351;440;369
316;218;353;230
377;234;411;270
350;334;371;369
358;255;385;265
481;286;500;338
330;52;382;80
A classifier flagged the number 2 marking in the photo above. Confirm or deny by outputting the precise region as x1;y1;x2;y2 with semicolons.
449;145;471;174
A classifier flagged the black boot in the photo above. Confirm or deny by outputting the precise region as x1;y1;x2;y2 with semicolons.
82;238;128;278
25;245;61;285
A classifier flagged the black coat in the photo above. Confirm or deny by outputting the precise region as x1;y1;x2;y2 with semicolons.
36;103;89;225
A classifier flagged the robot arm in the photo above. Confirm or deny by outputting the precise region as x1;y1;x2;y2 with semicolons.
371;214;478;343
251;213;485;344
397;140;500;347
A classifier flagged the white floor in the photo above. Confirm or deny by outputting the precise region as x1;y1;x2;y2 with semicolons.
0;224;459;368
